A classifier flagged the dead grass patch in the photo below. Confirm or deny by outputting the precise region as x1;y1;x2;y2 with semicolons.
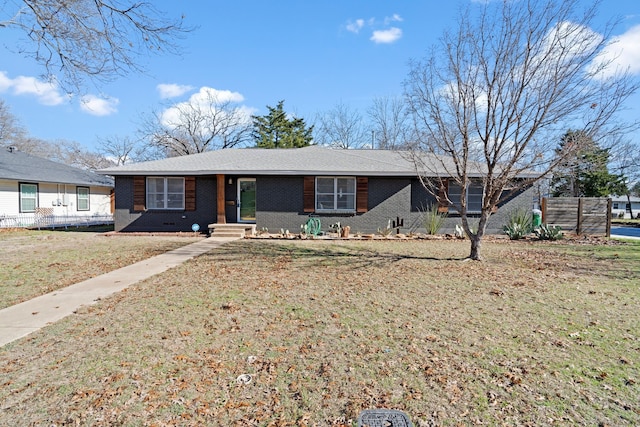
1;238;639;426
0;229;203;309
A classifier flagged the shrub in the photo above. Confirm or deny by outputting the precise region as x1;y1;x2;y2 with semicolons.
534;224;564;241
420;204;447;235
503;223;530;240
503;207;533;240
377;219;394;237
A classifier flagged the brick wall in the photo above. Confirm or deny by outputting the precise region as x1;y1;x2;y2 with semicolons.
114;176;217;232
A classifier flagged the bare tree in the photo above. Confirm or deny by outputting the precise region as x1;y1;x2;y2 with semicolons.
609;137;640;217
97;134;142;165
142;89;253;156
1;1;188;92
367;96;410;149
6;134;57;158
7;134;113;170
54;140;114;170
1;99;114;169
0;99;26;144
405;0;639;260
315;102;368;149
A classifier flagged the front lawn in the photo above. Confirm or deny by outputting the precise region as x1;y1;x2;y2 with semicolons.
1;238;638;426
0;229;203;309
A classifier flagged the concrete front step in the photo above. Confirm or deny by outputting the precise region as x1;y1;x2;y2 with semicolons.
208;223;256;238
214;232;246;238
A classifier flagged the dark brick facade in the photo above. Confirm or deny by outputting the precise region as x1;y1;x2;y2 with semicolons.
113;175;535;235
114;176;217;232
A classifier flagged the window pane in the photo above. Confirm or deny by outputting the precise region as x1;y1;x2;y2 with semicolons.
78;197;88;210
148;194;164;209
167;193;184;209
147;178;163;193
468;197;482;212
337;178;355;194
20;184;37;212
77;187;89;211
167;178;184;193
448;183;461;205
336;195;355;210
468;183;483;212
21;184;37;197
316;195;334;210
316;178;334;193
21;198;36;212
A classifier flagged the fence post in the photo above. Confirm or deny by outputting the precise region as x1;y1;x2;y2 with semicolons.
577;198;583;235
541;197;547;224
606;198;612;237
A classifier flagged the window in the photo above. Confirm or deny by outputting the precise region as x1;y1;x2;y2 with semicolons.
448;181;483;213
613;203;619;209
19;183;38;213
316;177;356;212
77;187;90;211
146;177;185;209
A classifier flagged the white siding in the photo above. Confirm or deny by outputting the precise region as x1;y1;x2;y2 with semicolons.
0;179;19;216
612;201;640;219
0;179;113;227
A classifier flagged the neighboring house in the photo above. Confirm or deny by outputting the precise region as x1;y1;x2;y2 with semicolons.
611;195;640;219
0;146;114;228
99;146;537;235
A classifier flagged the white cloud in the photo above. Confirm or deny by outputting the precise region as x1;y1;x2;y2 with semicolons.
157;83;194;99
370;27;403;44
80;94;119;116
346;16;403;43
0;71;66;105
384;14;403;25
590;24;640;79
160;86;248;128
189;87;244;105
0;72;11;92
346;19;365;34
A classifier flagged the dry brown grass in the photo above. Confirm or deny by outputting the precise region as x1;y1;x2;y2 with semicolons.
0;229;203;309
1;237;639;426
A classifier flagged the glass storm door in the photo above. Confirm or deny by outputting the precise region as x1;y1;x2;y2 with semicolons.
238;178;256;223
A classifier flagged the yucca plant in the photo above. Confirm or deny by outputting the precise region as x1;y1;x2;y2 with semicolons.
503;207;533;240
420;204;447;235
534;224;564;241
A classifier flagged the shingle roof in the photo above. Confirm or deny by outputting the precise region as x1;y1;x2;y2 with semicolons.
0;147;114;187
611;195;640;203
100;145;530;178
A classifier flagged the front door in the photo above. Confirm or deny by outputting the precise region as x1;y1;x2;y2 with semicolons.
237;178;256;223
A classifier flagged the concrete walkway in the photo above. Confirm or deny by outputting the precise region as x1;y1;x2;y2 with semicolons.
0;236;239;348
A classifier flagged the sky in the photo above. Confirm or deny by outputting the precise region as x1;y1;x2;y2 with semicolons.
1;0;640;152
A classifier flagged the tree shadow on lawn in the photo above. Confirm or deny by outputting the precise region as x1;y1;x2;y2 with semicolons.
207;239;467;270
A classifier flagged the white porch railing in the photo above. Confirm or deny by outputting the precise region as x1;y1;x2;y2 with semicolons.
0;213;114;230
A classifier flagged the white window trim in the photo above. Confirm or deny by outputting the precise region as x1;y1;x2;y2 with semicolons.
146;177;185;210
77;186;90;211
315;176;356;213
19;183;38;213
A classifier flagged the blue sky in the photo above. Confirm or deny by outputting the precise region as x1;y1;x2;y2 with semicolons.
1;0;640;151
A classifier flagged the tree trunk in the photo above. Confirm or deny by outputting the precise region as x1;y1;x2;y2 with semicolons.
468;210;491;261
627;193;634;219
469;234;482;260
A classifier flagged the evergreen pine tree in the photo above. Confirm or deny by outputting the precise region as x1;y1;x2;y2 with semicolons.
551;130;626;197
251;100;314;148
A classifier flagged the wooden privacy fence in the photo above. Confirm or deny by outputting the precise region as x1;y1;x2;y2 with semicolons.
542;197;611;237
